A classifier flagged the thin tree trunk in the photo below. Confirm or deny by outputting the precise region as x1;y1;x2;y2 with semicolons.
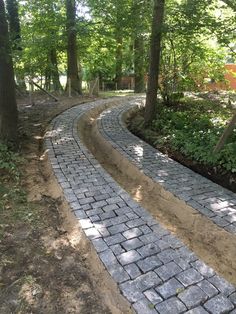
44;55;51;91
66;0;82;95
0;0;18;144
144;0;165;125
213;112;236;153
50;48;62;91
115;34;123;90
134;35;145;93
132;0;146;93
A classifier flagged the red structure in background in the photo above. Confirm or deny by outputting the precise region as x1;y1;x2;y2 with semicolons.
207;64;236;91
108;64;236;91
225;64;236;90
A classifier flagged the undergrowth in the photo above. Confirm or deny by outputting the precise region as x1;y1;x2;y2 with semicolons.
0;143;40;239
130;97;236;173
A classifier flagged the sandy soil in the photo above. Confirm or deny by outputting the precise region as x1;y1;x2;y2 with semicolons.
0;94;132;314
1;92;235;314
78;103;236;286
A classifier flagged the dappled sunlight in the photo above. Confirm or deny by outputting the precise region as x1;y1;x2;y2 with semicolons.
132;184;143;202
39;149;49;161
156;169;169;177
45;126;65;139
98;109;112;120
34;135;43;140
20;279;43;308
55;136;74;144
41;232;70;255
133;144;143;162
129;97;145;108
67;225;84;248
40;220;85;256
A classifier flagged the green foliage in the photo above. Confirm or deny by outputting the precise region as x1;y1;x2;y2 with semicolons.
150;98;236;172
0;143;21;180
0;144;40;239
159;0;232;105
7;0;236;92
19;0;66;79
0;183;41;239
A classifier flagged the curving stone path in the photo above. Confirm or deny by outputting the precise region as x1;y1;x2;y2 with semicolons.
98;99;236;234
45;97;236;314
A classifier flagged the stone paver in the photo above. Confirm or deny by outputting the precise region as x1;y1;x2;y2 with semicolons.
45;97;236;313
98;99;236;234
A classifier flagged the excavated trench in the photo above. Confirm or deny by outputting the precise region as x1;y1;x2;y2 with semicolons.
78;102;236;285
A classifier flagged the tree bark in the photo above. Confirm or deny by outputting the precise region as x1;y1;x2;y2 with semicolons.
6;0;21;48
144;0;165;125
115;33;123;90
213;112;236;153
50;48;62;91
132;0;146;93
66;0;82;95
0;0;18;144
134;35;145;93
45;48;62;91
6;0;26;91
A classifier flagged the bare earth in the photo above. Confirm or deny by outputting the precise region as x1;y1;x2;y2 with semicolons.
0;94;131;314
80;103;236;285
1;92;235;314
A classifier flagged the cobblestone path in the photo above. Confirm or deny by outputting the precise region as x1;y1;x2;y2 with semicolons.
45;97;236;314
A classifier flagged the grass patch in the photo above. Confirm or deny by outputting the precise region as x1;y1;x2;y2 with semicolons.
99;90;135;98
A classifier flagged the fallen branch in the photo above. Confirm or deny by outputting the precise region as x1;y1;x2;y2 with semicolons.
30;80;59;102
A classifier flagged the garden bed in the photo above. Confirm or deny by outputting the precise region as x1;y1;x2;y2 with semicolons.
127;95;236;193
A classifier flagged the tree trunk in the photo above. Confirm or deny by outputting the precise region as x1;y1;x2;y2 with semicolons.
50;48;62;91
144;0;165;125
66;0;82;95
134;35;145;93
6;0;21;48
115;34;123;90
132;0;146;93
213;112;236;153
6;0;26;91
44;49;62;91
44;70;51;91
0;0;18;144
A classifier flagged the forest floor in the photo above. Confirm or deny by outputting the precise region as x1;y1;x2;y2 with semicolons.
0;94;130;314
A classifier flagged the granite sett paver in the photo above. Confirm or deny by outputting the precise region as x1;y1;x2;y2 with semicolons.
45;97;236;313
98;99;236;234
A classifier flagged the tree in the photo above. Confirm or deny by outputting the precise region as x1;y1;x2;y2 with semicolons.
134;34;145;92
6;0;27;90
221;0;236;12
66;0;82;94
0;0;18;144
6;0;21;49
213;112;236;153
45;48;62;91
20;0;64;91
86;0;133;88
132;0;150;93
144;0;165;125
